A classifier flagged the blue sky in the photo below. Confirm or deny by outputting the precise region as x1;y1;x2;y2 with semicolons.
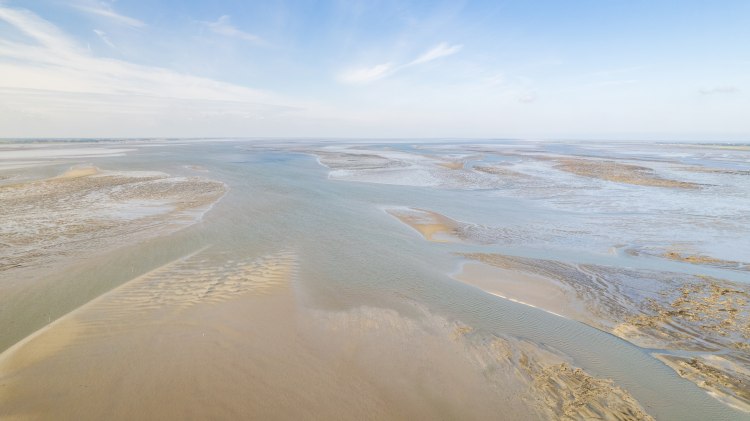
0;0;748;139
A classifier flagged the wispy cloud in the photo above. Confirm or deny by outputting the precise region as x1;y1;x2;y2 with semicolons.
0;5;315;136
71;1;145;28
340;42;463;85
205;15;264;45
339;63;395;84
93;29;116;49
407;42;462;66
699;86;740;95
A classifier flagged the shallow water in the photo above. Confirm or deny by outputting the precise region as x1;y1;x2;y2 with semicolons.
1;140;748;419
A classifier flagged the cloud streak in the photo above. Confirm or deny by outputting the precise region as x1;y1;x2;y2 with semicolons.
340;42;462;84
93;29;116;49
0;5;318;136
71;2;145;28
205;15;264;45
407;43;463;66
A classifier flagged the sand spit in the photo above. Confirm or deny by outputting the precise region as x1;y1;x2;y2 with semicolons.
473;164;528;178
307;147;518;190
0;165;226;277
385;207;534;245
655;354;750;413
309;304;653;420
310;150;409;170
386;207;464;243
457;253;750;411
678;165;750;176
554;158;701;189
626;247;749;272
437;160;465;170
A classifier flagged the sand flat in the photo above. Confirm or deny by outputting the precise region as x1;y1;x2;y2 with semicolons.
0;246;653;420
456;252;750;412
0;166;226;278
454;262;585;321
386;207;463;243
554;157;701;189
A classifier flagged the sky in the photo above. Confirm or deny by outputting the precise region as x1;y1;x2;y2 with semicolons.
0;0;748;140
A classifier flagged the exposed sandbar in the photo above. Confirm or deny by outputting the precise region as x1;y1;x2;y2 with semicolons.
554;158;701;189
456;252;750;411
0;165;226;277
386;207;464;243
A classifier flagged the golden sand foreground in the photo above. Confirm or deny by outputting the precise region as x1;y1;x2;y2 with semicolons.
0;244;653;420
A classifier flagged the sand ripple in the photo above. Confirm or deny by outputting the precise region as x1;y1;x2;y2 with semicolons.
0;166;226;277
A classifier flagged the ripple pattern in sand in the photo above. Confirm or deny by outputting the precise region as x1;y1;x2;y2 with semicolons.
96;249;298;313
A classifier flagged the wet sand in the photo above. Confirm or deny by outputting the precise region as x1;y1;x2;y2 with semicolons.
386;207;464;243
627;247;750;272
554;158;700;189
3;140;748;420
0;245;653;420
454;262;582;320
456;253;750;412
0;165;225;276
0;164;226;353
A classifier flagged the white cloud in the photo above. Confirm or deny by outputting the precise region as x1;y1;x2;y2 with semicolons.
407;42;462;66
93;29;116;49
339;63;395;84
71;2;145;28
0;5;324;137
205;15;264;45
0;7;78;53
340;42;462;85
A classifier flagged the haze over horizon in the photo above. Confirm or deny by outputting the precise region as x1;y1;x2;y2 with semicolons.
1;1;748;141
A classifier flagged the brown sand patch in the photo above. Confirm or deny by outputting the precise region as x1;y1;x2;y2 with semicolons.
457;252;750;410
0;247;652;420
54;165;100;179
309;304;653;420
386;207;463;243
655;354;750;413
479;335;653;420
663;251;749;271
531;361;653;421
678;165;750;176
626;246;749;272
0;250;307;420
554;158;700;189
437;160;465;170
473;165;526;178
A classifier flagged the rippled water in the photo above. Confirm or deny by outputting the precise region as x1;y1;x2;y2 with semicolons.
1;140;748;420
